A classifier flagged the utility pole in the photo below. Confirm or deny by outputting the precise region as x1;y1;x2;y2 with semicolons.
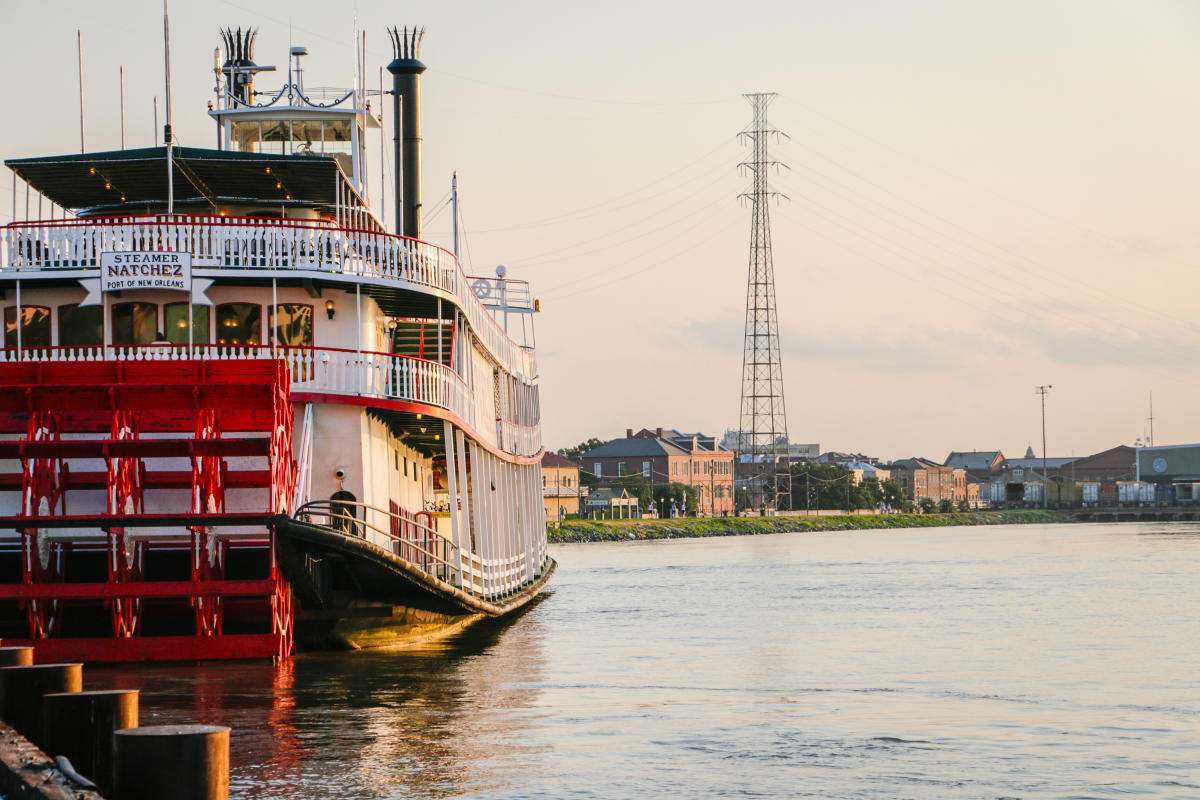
736;93;791;515
1147;391;1154;446
1037;384;1053;509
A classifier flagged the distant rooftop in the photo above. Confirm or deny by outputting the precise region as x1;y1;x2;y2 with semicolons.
542;452;577;468
944;451;1004;470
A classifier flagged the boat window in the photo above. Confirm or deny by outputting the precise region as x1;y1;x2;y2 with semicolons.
57;304;103;347
270;304;313;347
164;303;209;345
322;120;352;155
111;303;158;345
216;303;261;346
231;119;351;156
260;121;291;155
4;306;50;348
230;120;261;153
294;121;323;156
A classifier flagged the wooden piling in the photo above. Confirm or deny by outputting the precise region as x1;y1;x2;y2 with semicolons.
42;688;137;797
115;724;230;800
0;663;82;747
0;647;33;667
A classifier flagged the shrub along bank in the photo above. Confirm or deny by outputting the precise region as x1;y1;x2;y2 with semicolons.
548;509;1071;543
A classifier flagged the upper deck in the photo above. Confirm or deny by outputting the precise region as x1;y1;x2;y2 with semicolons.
0;211;542;459
1;213;535;379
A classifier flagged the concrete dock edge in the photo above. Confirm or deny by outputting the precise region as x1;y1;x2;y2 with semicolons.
0;720;104;800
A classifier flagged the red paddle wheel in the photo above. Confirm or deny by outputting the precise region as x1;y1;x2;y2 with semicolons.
0;359;297;662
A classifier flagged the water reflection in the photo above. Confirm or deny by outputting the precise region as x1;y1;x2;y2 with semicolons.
79;526;1200;799
88;599;550;799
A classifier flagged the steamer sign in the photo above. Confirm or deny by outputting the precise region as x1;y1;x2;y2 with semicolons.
101;251;192;292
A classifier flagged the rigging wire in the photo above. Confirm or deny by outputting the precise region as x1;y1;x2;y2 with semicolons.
515;169;737;268
778;93;1160;258
784;137;1200;337
470;136;739;234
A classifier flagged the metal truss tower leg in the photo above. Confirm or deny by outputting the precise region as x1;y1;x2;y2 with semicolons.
736;92;791;513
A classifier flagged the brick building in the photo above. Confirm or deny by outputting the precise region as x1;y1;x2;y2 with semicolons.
889;457;969;504
581;427;736;515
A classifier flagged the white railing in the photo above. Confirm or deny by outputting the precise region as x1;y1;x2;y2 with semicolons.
2;215;537;384
0;344;545;456
295;499;548;602
500;419;542;457
291;402;314;515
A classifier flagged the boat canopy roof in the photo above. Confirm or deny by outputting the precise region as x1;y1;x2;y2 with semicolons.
4;146;366;217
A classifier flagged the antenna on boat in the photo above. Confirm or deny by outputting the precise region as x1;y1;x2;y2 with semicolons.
379;66;386;224
76;30;85;153
451;173;459;259
119;66;126;150
163;0;174;217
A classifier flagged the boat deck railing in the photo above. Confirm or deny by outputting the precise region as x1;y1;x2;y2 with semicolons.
0;344;542;457
293;499;542;602
2;215;536;381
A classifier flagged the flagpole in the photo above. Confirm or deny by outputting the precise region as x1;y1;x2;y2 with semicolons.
163;0;174;218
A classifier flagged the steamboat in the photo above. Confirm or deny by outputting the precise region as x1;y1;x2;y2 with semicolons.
0;25;553;661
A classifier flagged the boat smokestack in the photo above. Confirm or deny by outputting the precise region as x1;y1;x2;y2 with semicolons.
220;27;259;105
386;26;426;240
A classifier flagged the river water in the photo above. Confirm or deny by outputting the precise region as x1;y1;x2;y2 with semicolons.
89;522;1200;799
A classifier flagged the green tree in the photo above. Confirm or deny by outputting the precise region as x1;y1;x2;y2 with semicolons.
788;462;857;510
937;498;954;513
857;477;883;510
557;437;606;460
612;474;652;508
735;487;750;513
918;497;936;514
957;499;970;513
653;483;699;516
880;479;908;511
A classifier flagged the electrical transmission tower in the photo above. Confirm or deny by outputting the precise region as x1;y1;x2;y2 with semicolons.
737;92;791;513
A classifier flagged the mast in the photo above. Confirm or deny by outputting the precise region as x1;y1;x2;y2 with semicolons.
451;172;459;259
119;66;126;149
163;0;174;217
77;31;85;153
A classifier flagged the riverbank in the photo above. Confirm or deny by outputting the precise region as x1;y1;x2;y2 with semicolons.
547;509;1072;543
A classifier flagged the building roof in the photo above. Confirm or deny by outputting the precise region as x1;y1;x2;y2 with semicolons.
4;146;361;216
1005;457;1078;470
1069;445;1135;471
889;457;943;470
634;428;727;453
589;488;632;500
944;450;1003;470
542;452;577;468
582;437;688;459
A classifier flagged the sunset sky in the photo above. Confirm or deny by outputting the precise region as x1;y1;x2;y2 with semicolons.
3;1;1198;461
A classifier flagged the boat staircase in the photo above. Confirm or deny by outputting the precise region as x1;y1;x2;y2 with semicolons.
0;359;296;662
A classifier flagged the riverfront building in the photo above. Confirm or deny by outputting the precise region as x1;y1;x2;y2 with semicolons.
888;458;970;505
581;428;735;516
541;451;585;521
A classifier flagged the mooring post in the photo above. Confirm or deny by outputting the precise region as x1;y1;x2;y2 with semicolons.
115;724;230;800
0;646;34;667
0;662;83;747
42;688;138;797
